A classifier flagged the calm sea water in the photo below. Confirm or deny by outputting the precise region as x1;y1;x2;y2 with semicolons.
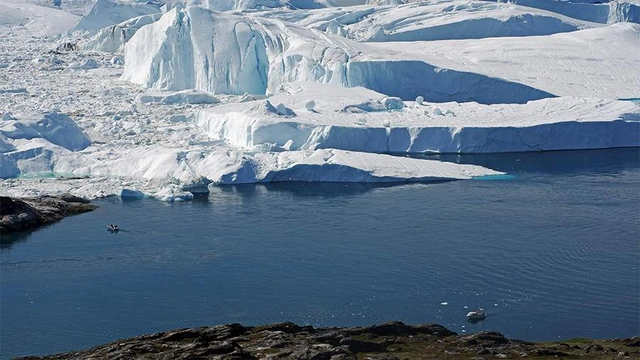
1;148;639;359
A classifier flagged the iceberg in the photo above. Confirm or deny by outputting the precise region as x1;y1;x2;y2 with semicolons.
1;0;638;202
193;82;640;154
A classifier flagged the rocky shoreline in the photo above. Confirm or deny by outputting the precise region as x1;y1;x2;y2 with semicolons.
16;321;639;359
0;194;97;234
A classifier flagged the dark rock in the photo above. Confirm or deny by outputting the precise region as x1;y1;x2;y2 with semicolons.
461;331;509;345
623;337;640;347
586;343;604;352
0;195;97;234
346;321;455;337
339;338;386;353
535;349;570;357
14;321;633;360
254;322;303;334
309;330;345;346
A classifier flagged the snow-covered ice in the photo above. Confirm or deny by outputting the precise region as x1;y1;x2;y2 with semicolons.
1;0;638;201
194;82;640;154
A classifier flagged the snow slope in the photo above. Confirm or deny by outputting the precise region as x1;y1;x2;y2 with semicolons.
72;0;161;34
482;0;640;24
263;0;599;42
361;23;640;100
0;0;80;36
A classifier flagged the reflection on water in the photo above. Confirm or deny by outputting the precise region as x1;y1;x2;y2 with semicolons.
1;148;639;359
411;147;640;175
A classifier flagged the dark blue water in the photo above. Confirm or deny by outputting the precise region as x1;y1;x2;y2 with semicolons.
1;148;639;359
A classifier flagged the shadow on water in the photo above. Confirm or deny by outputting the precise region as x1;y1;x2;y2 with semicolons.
206;181;429;200
409;147;640;175
0;228;39;249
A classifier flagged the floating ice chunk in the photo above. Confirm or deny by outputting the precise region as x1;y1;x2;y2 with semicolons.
283;139;294;151
441;302;448;305
136;90;219;105
69;58;100;70
368;25;385;41
0;88;27;94
0;154;19;178
181;176;212;194
153;186;194;202
110;56;124;67
264;102;296;117
305;100;316;112
166;114;188;123
382;97;405;110
325;20;346;37
31;55;63;66
276;103;288;116
415;96;424;106
0;112;91;151
2;113;17;121
120;188;144;199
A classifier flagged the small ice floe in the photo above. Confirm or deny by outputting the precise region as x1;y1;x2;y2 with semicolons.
440;302;448;305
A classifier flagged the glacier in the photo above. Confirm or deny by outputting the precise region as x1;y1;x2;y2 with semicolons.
1;0;639;201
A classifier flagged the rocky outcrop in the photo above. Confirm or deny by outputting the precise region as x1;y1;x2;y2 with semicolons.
15;321;640;360
0;195;97;233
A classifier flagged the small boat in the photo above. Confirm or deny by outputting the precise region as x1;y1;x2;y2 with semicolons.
107;224;119;232
466;309;486;322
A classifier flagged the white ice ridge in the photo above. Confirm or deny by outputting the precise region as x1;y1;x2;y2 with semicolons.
194;82;640;154
261;0;599;42
481;0;640;24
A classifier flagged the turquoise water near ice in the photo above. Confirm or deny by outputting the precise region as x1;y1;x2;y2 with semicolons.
1;148;639;358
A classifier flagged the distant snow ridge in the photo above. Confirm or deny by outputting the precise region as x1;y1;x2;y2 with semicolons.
82;13;162;52
163;0;288;11
286;1;595;42
73;0;162;34
484;0;639;24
